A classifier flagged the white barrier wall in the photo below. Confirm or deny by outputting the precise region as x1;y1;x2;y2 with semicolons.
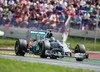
0;26;63;41
0;26;100;40
69;29;100;39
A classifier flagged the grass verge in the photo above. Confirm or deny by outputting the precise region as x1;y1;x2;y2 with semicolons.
0;58;94;72
67;36;100;51
0;51;39;57
0;37;16;48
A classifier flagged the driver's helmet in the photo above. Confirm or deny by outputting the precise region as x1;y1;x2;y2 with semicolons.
51;37;55;41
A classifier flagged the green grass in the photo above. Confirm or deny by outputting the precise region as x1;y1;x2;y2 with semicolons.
0;36;100;51
0;37;16;48
67;36;100;51
0;58;94;72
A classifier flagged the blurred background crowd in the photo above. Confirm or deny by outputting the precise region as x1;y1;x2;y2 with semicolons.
0;0;100;31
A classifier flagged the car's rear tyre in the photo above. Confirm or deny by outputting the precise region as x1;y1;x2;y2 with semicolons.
15;39;27;56
50;56;57;59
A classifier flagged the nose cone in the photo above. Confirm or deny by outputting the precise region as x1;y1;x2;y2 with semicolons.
0;31;4;36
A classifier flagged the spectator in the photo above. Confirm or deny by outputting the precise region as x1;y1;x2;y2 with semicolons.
0;0;4;4
88;18;96;30
0;5;3;12
62;0;68;8
0;0;99;31
8;0;15;5
49;13;56;28
74;14;82;29
59;12;65;23
4;0;8;6
82;12;90;29
80;0;86;7
3;6;9;14
7;11;14;24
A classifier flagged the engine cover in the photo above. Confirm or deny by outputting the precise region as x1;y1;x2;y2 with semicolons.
50;42;60;48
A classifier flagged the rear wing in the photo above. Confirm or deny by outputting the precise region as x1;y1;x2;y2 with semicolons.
30;30;45;36
26;30;46;42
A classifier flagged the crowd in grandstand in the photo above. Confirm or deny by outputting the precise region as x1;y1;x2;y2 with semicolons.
0;0;100;31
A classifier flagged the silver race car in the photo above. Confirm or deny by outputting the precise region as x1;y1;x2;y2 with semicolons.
15;16;88;61
15;30;88;61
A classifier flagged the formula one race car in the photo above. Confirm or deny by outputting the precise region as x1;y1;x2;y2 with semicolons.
15;30;88;61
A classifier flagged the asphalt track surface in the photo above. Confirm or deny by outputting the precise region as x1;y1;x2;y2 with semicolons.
0;48;100;71
0;48;100;59
0;54;100;72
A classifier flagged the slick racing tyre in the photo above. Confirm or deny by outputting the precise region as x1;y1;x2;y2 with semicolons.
74;44;86;61
74;44;86;53
76;58;83;61
43;40;50;50
40;41;48;58
15;39;27;56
